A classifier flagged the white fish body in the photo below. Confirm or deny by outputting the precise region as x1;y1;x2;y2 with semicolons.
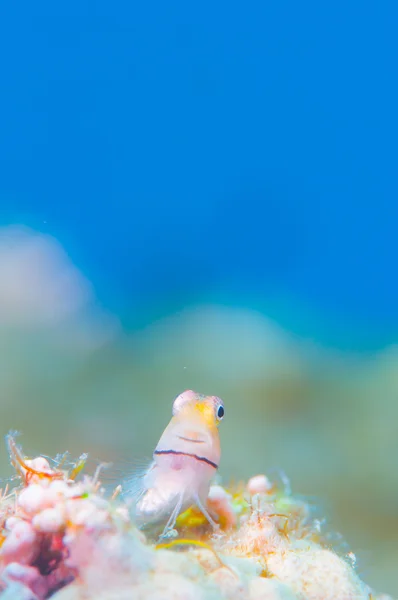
132;390;224;537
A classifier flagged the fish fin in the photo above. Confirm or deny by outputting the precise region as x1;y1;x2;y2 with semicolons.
99;455;153;503
121;460;155;505
159;492;184;540
194;493;219;530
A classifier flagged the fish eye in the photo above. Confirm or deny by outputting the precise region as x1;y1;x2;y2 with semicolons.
216;404;225;420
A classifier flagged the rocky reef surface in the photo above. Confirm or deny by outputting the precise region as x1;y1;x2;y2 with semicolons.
0;434;392;600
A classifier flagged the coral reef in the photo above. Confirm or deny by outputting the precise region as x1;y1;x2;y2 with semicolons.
0;434;392;600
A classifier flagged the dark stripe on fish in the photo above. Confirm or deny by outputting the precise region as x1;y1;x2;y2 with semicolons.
154;449;218;470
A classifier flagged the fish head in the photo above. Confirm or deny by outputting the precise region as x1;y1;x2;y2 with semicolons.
172;390;225;430
155;390;224;468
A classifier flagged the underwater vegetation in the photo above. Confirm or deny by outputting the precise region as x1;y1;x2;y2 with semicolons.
0;432;393;600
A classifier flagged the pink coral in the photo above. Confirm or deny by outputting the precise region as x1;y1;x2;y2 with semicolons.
247;475;273;496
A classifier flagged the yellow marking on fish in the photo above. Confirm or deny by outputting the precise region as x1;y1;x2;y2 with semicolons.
192;401;219;428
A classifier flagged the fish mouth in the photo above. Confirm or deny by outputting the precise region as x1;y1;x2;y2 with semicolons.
177;435;205;444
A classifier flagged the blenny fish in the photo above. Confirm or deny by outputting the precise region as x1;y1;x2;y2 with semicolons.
131;390;225;538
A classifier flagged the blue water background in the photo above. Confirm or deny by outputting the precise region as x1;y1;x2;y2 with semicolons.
0;1;397;350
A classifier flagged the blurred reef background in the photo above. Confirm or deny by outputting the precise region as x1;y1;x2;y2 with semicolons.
0;0;397;596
